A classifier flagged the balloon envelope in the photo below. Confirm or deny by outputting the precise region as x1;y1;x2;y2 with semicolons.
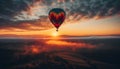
49;8;66;31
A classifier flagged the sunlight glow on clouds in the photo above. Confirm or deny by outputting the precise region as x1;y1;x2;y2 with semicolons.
46;40;95;49
0;0;120;36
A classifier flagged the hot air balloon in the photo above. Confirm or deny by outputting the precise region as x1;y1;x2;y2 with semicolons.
49;8;66;31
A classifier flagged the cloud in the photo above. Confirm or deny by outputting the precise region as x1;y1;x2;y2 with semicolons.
46;40;95;49
0;16;52;31
0;0;120;31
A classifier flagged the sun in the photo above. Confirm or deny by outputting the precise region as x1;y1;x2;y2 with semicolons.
51;32;59;37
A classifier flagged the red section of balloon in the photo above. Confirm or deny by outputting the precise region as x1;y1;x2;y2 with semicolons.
49;11;65;29
49;9;65;29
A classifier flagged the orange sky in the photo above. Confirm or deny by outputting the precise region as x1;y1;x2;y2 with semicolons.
0;0;120;37
0;15;120;37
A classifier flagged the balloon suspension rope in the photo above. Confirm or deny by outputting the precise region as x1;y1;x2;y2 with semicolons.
56;29;58;32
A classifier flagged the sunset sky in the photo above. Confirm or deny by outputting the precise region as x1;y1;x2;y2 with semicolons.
0;0;120;37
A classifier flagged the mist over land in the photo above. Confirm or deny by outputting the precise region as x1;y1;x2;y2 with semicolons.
0;37;120;69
